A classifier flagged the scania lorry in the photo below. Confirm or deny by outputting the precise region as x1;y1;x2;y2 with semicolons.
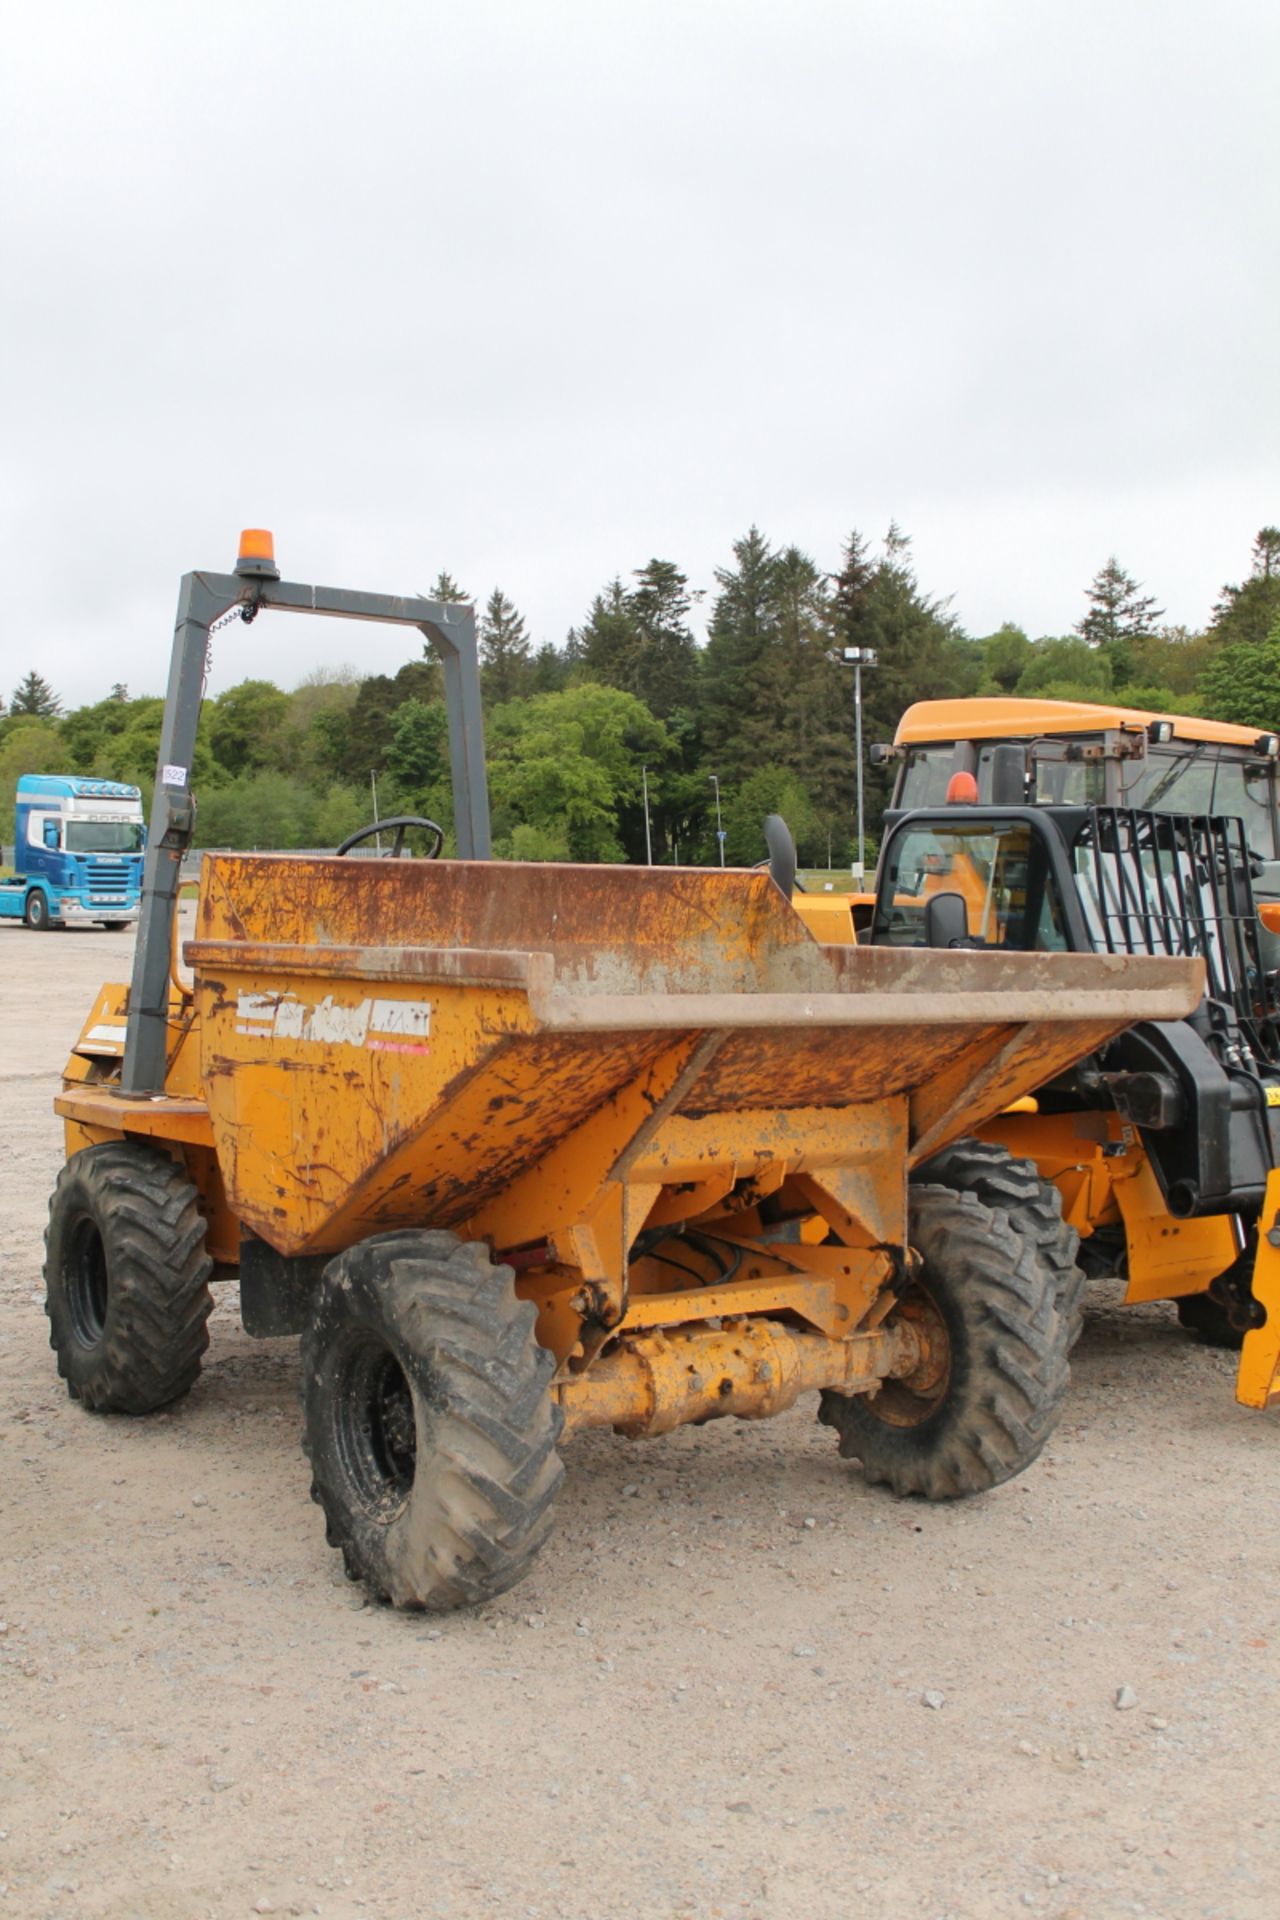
0;775;145;930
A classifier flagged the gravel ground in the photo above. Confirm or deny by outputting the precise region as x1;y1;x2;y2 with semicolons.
1;918;1277;1920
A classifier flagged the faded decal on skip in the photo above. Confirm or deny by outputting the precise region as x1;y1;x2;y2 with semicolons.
235;992;432;1054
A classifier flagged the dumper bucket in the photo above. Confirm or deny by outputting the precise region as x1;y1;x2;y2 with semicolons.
186;855;1203;1256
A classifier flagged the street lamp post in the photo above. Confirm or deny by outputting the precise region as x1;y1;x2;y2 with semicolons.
839;647;878;887
370;769;382;854
641;764;653;866
708;774;725;867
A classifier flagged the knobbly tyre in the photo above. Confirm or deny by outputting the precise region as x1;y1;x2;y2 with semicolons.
42;535;1204;1612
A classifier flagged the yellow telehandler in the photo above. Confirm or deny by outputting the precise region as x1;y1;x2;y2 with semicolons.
800;696;1280;1413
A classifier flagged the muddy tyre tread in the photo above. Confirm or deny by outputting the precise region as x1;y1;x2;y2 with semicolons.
818;1184;1071;1500
301;1231;563;1612
44;1143;213;1413
917;1136;1085;1349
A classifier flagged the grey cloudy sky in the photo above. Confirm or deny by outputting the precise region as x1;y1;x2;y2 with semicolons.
3;0;1277;708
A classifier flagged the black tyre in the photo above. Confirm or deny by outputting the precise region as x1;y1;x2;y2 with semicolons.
25;890;51;930
818;1184;1072;1499
100;921;129;932
917;1136;1085;1348
44;1143;214;1413
301;1230;564;1611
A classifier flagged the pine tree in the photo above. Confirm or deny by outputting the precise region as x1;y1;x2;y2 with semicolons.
10;671;61;717
828;528;877;652
746;547;844;822
531;641;570;694
1075;558;1163;686
627;560;700;721
577;580;641;692
852;525;971;827
701;527;781;778
109;682;129;702
1210;528;1280;649
479;588;532;706
430;571;470;604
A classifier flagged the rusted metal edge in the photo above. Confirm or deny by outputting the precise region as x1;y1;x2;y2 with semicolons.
184;940;550;992
527;977;1204;1032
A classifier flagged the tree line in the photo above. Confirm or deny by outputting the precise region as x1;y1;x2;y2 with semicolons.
3;525;1278;864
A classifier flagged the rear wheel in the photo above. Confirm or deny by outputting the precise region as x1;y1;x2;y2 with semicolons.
301;1231;564;1610
917;1136;1084;1348
818;1184;1072;1498
44;1143;214;1412
25;890;51;930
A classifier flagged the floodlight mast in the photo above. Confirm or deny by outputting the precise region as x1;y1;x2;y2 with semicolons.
120;533;492;1099
840;645;878;886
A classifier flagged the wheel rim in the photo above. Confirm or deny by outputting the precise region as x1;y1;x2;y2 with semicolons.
871;1280;951;1428
332;1334;417;1518
64;1214;110;1348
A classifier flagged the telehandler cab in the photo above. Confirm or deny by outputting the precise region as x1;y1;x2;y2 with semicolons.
42;543;1204;1611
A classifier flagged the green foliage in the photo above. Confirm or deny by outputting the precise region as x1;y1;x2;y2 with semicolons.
332;661;441;783
384;699;453;829
488;683;674;863
0;722;63;844
279;671;362;781
1017;636;1112;697
193;772;368;850
981;624;1032;693
1197;625;1280;731
1128;626;1215;697
59;694;134;772
207;680;289;778
722;765;819;866
1210;529;1280;649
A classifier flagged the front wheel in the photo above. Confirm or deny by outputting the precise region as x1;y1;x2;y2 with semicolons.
44;1143;214;1412
100;921;129;932
25;890;52;930
301;1230;564;1610
818;1184;1072;1499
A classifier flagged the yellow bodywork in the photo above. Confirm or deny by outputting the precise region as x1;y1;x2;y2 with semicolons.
895;695;1266;751
56;854;1204;1437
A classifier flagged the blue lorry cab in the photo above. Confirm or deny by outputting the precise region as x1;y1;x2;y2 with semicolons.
0;774;146;930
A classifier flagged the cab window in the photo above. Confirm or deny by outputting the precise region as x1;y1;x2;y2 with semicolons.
1123;747;1277;857
897;745;959;808
872;820;1069;951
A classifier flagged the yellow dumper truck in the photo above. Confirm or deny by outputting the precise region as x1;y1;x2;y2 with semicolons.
42;542;1204;1610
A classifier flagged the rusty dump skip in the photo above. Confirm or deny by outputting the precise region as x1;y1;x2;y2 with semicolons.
182;854;1204;1256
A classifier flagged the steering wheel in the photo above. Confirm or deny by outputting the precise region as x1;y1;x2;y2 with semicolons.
335;816;445;860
